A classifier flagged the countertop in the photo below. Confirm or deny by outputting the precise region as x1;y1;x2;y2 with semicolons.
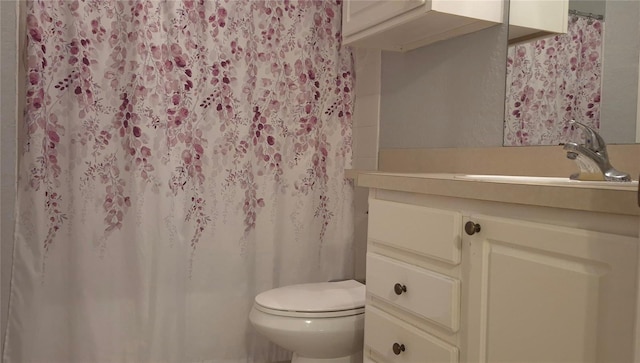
348;171;640;216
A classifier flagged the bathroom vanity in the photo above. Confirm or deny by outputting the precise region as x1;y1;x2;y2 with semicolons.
354;172;640;363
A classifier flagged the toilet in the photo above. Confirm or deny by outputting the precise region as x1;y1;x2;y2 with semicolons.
249;279;365;363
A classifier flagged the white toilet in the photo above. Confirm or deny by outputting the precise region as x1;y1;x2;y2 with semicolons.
249;279;365;363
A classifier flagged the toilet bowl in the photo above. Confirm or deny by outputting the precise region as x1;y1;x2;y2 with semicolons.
249;279;365;363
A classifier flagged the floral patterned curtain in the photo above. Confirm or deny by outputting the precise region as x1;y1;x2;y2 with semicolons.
504;15;604;146
4;1;354;362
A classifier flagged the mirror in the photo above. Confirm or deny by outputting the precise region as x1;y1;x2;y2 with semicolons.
504;0;640;146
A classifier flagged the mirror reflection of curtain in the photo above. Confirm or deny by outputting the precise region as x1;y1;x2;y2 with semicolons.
504;15;604;146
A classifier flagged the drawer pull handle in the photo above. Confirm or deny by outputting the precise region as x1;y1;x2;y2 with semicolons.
392;342;406;355
465;221;481;235
394;283;407;295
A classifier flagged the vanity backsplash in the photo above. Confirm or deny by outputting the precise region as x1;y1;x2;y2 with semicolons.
377;145;640;179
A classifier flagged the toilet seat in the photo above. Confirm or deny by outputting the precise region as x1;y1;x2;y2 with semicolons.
254;304;364;318
254;280;365;318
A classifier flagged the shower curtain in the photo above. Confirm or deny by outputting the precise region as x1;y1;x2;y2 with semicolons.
504;14;604;146
4;1;354;362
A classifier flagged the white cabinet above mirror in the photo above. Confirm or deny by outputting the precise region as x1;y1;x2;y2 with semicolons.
342;0;504;52
508;0;568;43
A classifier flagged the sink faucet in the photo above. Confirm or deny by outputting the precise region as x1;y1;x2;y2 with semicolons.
563;120;631;182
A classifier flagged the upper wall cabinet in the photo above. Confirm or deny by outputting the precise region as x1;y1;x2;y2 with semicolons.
508;0;568;43
341;0;504;52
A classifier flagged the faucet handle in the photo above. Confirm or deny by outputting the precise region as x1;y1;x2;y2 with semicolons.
569;120;606;153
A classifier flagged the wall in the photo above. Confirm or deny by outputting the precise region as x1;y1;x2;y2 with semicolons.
378;144;640;178
379;23;508;149
0;1;19;359
351;48;381;281
599;0;640;144
569;0;605;17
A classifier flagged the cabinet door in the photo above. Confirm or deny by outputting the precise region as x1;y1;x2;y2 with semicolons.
464;215;638;363
342;0;425;37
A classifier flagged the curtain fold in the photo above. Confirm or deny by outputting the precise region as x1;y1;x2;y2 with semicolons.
4;1;354;362
504;14;604;146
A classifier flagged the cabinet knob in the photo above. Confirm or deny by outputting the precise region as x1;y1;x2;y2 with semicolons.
465;221;481;235
392;342;406;355
394;283;407;295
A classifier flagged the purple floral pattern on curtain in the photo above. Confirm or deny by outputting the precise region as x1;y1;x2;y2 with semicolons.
23;0;353;256
504;15;604;146
9;1;354;361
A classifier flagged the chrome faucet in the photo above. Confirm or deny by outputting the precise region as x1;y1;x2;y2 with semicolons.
563;120;631;182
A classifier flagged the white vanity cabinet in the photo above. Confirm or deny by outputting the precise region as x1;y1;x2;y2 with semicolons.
365;197;464;362
363;188;639;363
464;214;638;363
341;0;503;52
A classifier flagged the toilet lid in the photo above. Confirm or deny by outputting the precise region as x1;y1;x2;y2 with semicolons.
254;280;365;313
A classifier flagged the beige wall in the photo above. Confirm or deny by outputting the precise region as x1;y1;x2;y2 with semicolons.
600;1;640;144
378;144;640;178
379;22;509;149
1;1;19;359
351;48;381;281
352;48;380;172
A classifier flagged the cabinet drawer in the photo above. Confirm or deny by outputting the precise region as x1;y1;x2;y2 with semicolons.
365;306;459;363
368;199;462;264
367;253;460;331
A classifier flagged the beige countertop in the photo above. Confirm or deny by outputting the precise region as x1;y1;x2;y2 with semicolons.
348;171;640;216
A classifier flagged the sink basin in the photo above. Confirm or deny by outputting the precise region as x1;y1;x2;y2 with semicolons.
454;174;639;190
